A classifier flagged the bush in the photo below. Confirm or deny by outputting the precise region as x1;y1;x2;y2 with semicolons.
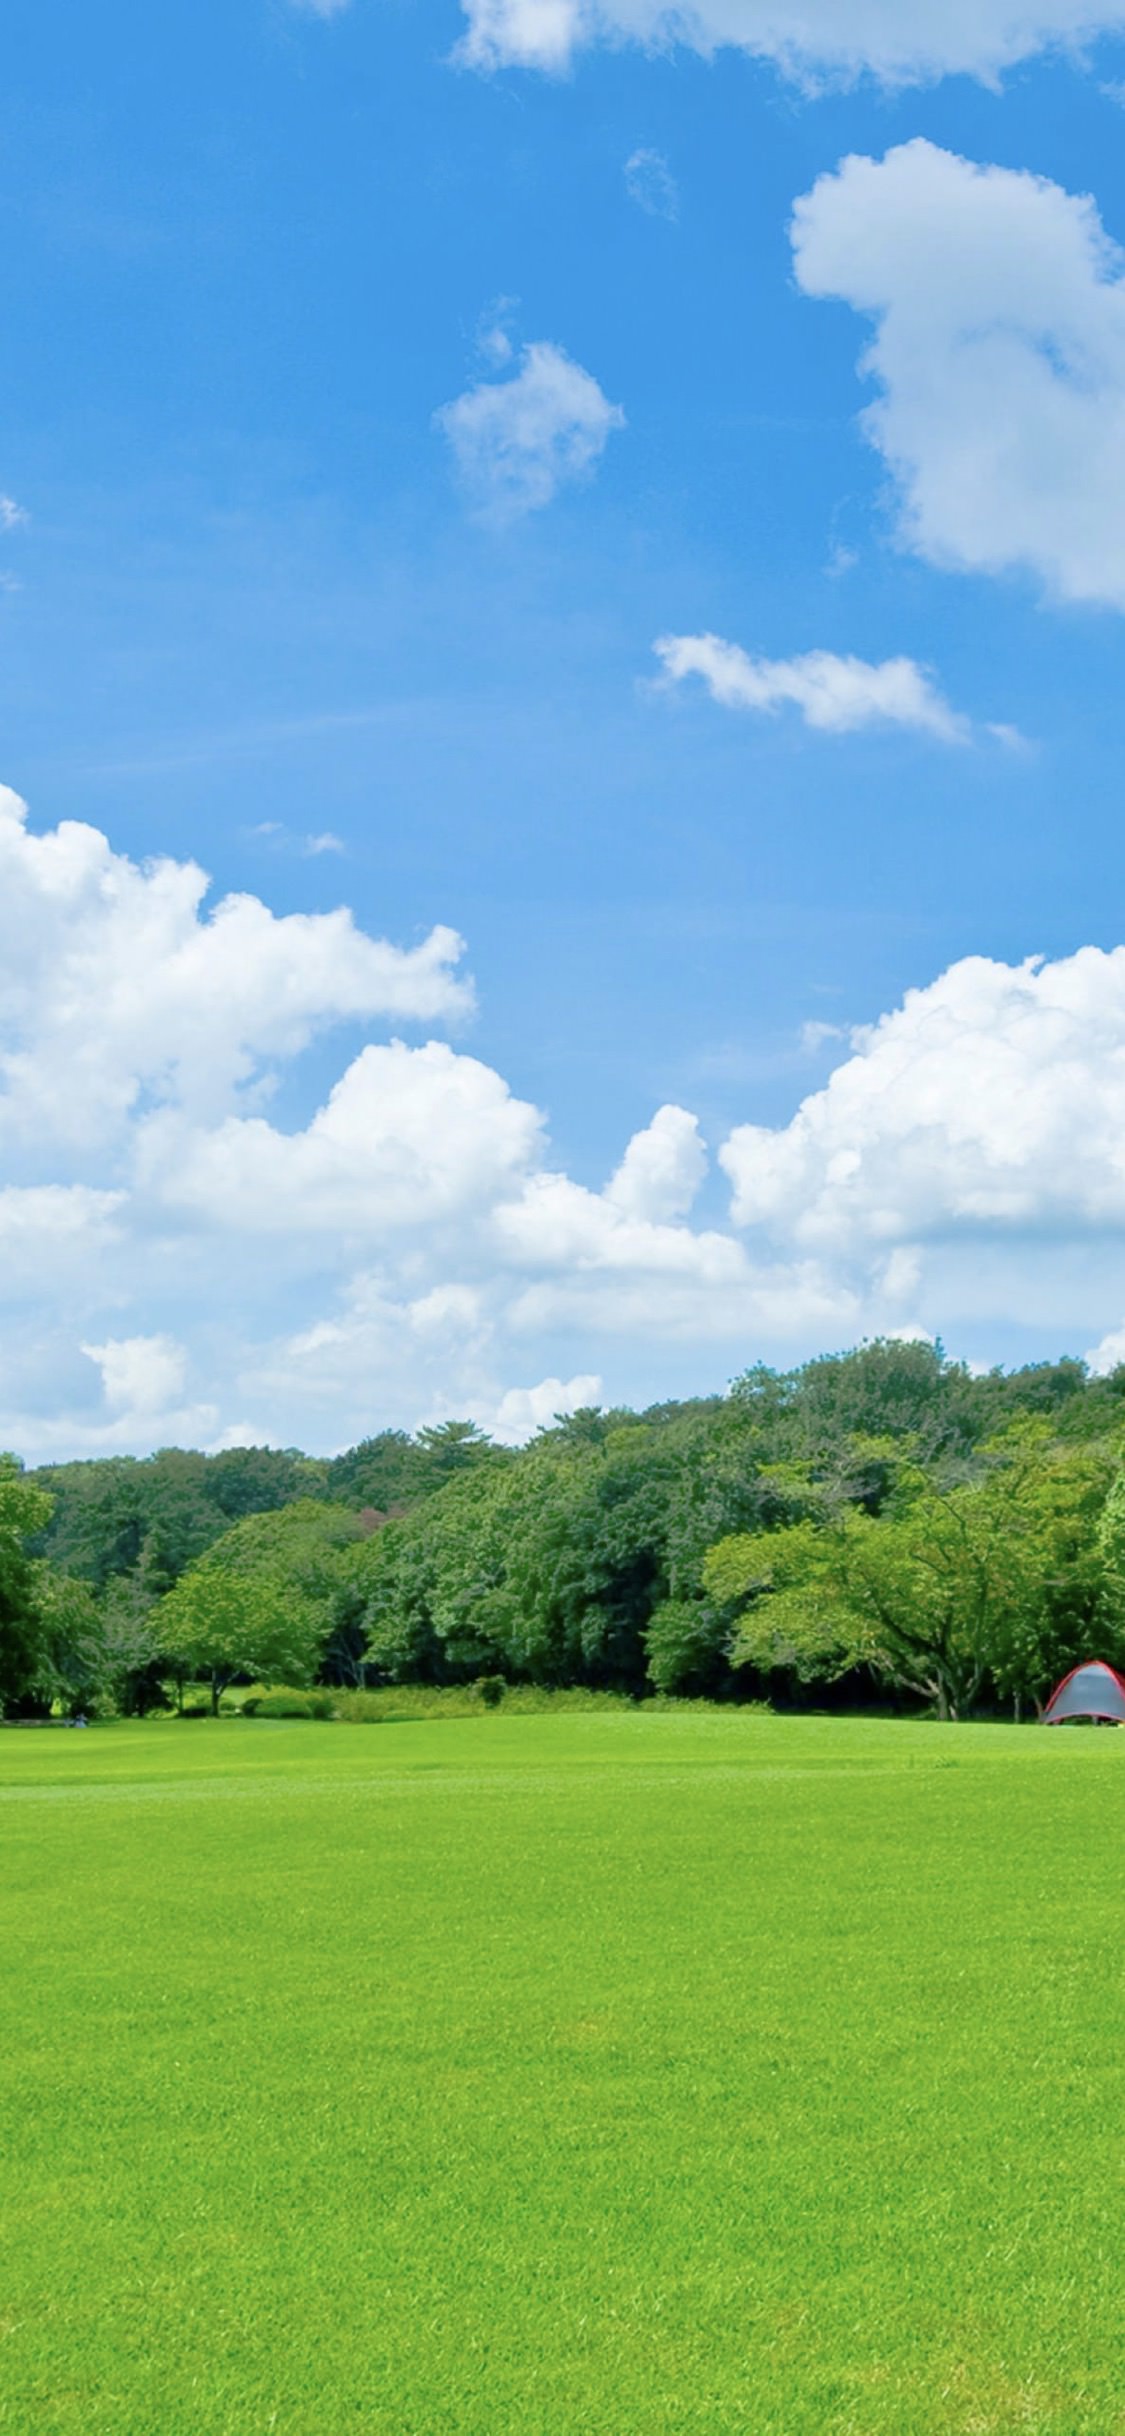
475;1674;506;1708
244;1687;338;1719
334;1684;639;1723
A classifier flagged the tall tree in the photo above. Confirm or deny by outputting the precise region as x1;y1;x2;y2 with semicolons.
156;1500;364;1710
707;1428;1114;1719
0;1458;54;1715
157;1569;322;1713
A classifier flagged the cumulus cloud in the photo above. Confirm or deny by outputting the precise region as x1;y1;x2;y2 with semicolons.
1086;1322;1125;1374
435;341;624;520
495;1170;744;1282
18;788;1125;1455
0;786;470;1157
606;1105;707;1221
147;1042;545;1237
722;946;1125;1250
82;1334;188;1416
0;1185;122;1260
486;1373;604;1442
0;791;811;1454
624;148;679;220
655;631;971;740
456;0;1125;83
792;140;1125;609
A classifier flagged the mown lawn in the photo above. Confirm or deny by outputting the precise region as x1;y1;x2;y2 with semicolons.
1;1711;1123;2435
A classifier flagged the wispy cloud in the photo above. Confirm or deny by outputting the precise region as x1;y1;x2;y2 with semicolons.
654;631;975;742
624;148;679;221
457;0;1125;87
435;340;625;521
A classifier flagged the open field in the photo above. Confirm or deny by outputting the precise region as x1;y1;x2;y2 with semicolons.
2;1712;1124;2435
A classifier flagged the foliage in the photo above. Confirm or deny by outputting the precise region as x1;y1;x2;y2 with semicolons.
31;1445;330;1592
709;1426;1115;1717
0;1457;55;1715
356;1417;696;1691
27;1568;106;1715
95;1571;171;1715
325;1420;506;1514
643;1598;732;1696
243;1687;339;1718
333;1683;637;1721
156;1499;375;1710
18;1342;1125;1719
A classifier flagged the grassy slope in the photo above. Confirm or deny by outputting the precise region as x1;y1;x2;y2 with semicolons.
1;1713;1123;2436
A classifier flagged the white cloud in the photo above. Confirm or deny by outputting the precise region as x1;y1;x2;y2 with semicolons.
624;148;679;220
0;497;27;531
503;1261;856;1344
792;140;1125;609
495;1170;745;1281
82;1334;188;1416
0;785;470;1155
303;831;345;856
209;1421;272;1452
606;1104;707;1221
0;1185;122;1262
722;946;1125;1251
655;631;971;740
1086;1322;1125;1373
456;0;1125;83
148;1041;545;1236
486;1373;604;1442
435;341;624;520
477;299;520;367
18;790;1125;1455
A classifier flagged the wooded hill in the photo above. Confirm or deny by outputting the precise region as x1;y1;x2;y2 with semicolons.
6;1339;1125;1718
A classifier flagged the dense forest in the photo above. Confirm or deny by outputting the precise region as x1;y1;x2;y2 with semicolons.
5;1340;1125;1720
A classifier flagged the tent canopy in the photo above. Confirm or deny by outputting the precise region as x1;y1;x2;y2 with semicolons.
1043;1659;1125;1725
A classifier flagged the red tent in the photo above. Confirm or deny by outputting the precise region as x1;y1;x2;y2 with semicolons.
1043;1659;1125;1725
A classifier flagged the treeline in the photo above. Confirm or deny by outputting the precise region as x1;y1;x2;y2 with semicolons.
5;1342;1125;1720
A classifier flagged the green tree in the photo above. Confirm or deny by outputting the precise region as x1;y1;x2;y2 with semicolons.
0;1458;54;1716
644;1599;732;1697
708;1429;1113;1719
414;1420;502;1479
356;1419;691;1691
32;1445;328;1593
326;1430;434;1515
29;1568;106;1714
158;1567;322;1713
157;1499;364;1710
97;1569;171;1715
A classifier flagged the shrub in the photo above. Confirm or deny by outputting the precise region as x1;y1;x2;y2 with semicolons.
245;1687;338;1719
475;1674;506;1708
334;1684;639;1723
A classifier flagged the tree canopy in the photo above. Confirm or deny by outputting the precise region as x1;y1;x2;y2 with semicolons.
12;1341;1125;1720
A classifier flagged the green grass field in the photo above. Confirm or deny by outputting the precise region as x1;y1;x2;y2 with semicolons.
2;1712;1124;2435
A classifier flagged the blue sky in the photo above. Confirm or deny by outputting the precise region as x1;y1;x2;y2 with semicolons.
7;0;1125;1454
